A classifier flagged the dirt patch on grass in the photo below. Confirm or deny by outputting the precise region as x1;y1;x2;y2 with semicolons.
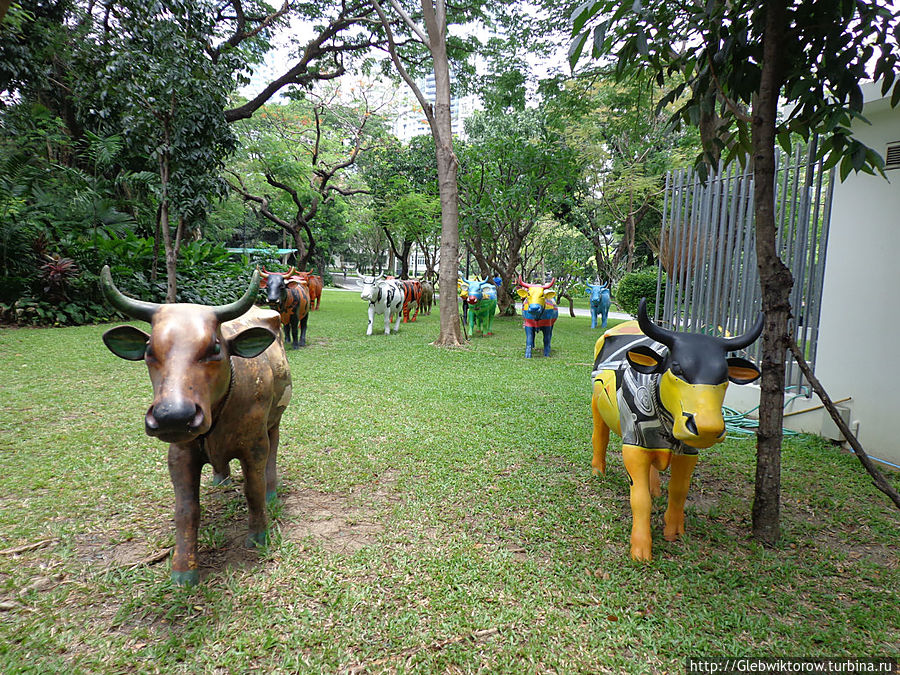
281;470;399;554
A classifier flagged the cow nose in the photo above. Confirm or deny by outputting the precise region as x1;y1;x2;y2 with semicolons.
147;400;204;434
683;412;699;436
467;296;477;305
529;303;542;313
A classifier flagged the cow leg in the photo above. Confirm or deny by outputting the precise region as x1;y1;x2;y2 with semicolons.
601;310;608;330
650;466;662;498
265;425;280;504
168;443;204;586
469;309;478;336
542;326;552;357
240;450;270;548
367;304;375;336
298;313;308;347
591;308;598;329
392;309;402;333
663;453;698;542
590;395;609;475
622;446;671;561
384;309;392;334
524;326;535;358
485;307;494;336
290;315;300;349
211;459;232;487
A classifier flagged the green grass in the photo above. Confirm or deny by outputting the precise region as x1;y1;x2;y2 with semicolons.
0;289;897;673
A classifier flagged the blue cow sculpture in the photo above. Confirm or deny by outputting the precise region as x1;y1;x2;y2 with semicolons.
460;276;498;336
516;275;559;358
586;282;612;329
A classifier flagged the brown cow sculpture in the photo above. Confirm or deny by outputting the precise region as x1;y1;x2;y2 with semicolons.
100;266;292;586
293;271;323;310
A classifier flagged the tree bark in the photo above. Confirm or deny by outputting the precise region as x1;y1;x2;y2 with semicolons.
750;0;791;546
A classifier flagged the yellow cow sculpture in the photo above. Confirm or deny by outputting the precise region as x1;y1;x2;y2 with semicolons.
591;299;763;560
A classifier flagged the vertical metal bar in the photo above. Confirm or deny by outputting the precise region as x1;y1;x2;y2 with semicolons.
655;170;671;323
726;165;750;339
702;168;722;331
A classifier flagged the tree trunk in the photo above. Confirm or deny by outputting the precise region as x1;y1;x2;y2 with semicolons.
431;24;464;346
751;0;791;546
157;150;178;303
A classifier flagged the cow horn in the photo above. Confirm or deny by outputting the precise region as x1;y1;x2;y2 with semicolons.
100;265;160;322
637;298;676;347
260;266;270;278
213;270;261;322
516;275;529;288
286;266;297;277
719;312;765;351
543;277;555;289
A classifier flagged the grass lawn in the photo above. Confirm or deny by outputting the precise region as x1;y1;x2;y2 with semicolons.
0;288;897;673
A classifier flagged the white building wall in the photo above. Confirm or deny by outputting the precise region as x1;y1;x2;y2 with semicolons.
726;82;900;467
813;83;900;466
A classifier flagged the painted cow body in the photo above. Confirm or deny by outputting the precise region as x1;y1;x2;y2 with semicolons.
396;279;423;322
586;282;612;330
419;279;435;315
360;275;405;335
590;299;763;560
516;276;559;358
100;266;292;586
259;267;310;348
294;271;323;310
460;276;498;336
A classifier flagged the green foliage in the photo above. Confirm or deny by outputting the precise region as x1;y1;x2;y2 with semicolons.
569;0;900;177
615;269;666;317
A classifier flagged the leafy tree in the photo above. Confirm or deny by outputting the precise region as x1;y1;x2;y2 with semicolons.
227;89;383;272
458;106;583;315
571;0;900;544
359;134;440;279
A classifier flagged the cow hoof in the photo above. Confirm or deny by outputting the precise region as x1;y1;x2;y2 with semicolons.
525;349;532;358
171;569;200;587
543;351;551;357
246;530;269;548
486;332;493;336
298;340;306;347
629;540;653;561
292;342;300;349
266;490;278;505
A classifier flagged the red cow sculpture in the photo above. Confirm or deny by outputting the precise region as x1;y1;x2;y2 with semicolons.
293;271;323;310
260;267;310;348
100;266;292;586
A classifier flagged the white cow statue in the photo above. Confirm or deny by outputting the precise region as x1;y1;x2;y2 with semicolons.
360;275;406;335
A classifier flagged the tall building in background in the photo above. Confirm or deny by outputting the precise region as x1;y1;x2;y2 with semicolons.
391;74;480;143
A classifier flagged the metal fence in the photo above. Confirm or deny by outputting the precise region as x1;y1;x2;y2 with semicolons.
654;140;835;390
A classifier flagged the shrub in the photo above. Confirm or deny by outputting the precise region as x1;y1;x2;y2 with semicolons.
615;269;666;317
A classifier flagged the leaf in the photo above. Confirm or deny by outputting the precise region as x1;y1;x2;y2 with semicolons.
636;29;649;58
777;131;792;155
839;154;852;182
592;21;609;57
569;31;591;69
570;0;604;35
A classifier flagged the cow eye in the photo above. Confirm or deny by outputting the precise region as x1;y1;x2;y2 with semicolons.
204;342;222;360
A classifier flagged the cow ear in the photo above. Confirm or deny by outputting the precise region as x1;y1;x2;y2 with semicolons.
229;326;276;359
626;345;664;374
103;325;150;361
727;357;761;384
543;290;555;300
516;287;529;299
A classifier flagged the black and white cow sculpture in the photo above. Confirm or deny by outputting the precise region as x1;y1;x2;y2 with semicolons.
590;299;763;561
359;275;406;335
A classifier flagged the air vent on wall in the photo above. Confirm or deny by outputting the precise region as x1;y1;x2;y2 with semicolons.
887;141;900;170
